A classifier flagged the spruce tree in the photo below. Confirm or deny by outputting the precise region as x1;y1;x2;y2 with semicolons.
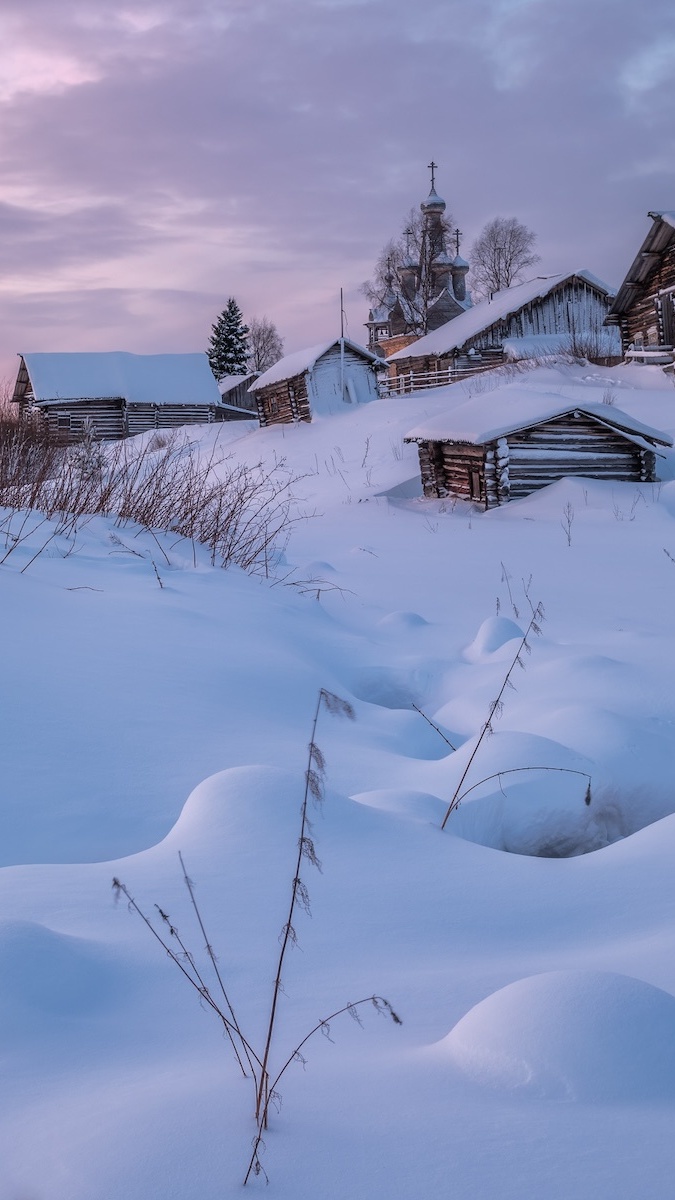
207;298;250;379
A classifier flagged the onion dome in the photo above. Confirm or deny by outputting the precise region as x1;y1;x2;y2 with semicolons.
420;186;446;215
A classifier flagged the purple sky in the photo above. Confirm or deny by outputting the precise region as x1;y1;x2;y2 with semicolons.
1;0;673;385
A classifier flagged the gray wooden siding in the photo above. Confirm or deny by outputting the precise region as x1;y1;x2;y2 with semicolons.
502;414;651;502
20;399;216;442
308;345;379;409
125;404;214;436
33;400;126;441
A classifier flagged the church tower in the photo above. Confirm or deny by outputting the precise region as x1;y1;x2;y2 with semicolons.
366;164;472;353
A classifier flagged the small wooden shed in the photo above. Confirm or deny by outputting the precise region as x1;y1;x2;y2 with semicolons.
404;395;671;508
13;352;228;442
605;211;675;359
249;338;383;427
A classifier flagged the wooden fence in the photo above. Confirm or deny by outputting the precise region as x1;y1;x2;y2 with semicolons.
379;358;502;397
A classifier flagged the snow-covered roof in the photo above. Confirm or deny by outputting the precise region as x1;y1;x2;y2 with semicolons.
388;271;616;362
218;373;257;397
21;352;222;407
404;391;672;449
249;338;382;391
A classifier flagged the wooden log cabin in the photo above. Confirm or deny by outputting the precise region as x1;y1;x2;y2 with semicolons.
249;338;383;427
387;271;620;391
604;212;675;362
404;395;671;508
12;352;234;442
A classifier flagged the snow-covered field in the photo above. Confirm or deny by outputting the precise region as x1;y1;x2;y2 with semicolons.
3;360;675;1199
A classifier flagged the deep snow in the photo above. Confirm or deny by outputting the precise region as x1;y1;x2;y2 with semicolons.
2;360;675;1198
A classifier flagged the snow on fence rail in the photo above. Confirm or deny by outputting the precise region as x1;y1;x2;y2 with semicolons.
624;346;674;366
379;358;502;396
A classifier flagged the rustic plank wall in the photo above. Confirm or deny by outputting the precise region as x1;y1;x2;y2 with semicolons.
36;400;126;441
620;242;675;351
309;344;379;408
125;405;214;436
23;401;217;442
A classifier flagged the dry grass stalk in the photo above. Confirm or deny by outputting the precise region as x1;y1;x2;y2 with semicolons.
440;603;545;830
113;688;400;1186
0;426;301;576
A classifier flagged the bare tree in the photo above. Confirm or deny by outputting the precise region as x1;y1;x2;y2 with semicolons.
470;217;540;299
248;316;284;373
361;203;455;336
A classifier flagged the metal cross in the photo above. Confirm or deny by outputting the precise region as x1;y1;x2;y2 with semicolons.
428;160;438;190
454;228;462;255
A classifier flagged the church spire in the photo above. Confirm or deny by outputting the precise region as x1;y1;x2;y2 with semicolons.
421;159;447;216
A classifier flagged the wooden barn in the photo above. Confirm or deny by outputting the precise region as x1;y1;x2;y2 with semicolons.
12;352;230;442
387;271;620;393
249;338;383;427
604;211;675;362
404;395;671;508
217;373;259;418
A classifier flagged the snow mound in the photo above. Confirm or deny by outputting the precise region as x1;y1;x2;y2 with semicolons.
465;616;524;661
160;765;315;851
440;970;675;1103
0;920;121;1019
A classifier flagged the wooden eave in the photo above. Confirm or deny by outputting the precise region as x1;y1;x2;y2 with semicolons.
11;356;30;404
605;214;675;323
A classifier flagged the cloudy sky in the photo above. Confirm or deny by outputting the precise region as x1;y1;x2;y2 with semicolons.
1;0;673;383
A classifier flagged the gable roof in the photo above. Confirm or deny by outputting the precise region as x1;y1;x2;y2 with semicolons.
605;212;675;322
18;352;222;407
388;271;615;362
404;391;672;450
249;338;382;391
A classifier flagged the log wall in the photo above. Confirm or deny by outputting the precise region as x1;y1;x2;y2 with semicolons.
502;413;652;501
33;400;126;441
20;399;216;442
618;241;675;352
415;441;486;502
256;372;311;427
125;404;214;436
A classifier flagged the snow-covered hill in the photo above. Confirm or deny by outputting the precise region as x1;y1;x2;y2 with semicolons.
2;360;675;1199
